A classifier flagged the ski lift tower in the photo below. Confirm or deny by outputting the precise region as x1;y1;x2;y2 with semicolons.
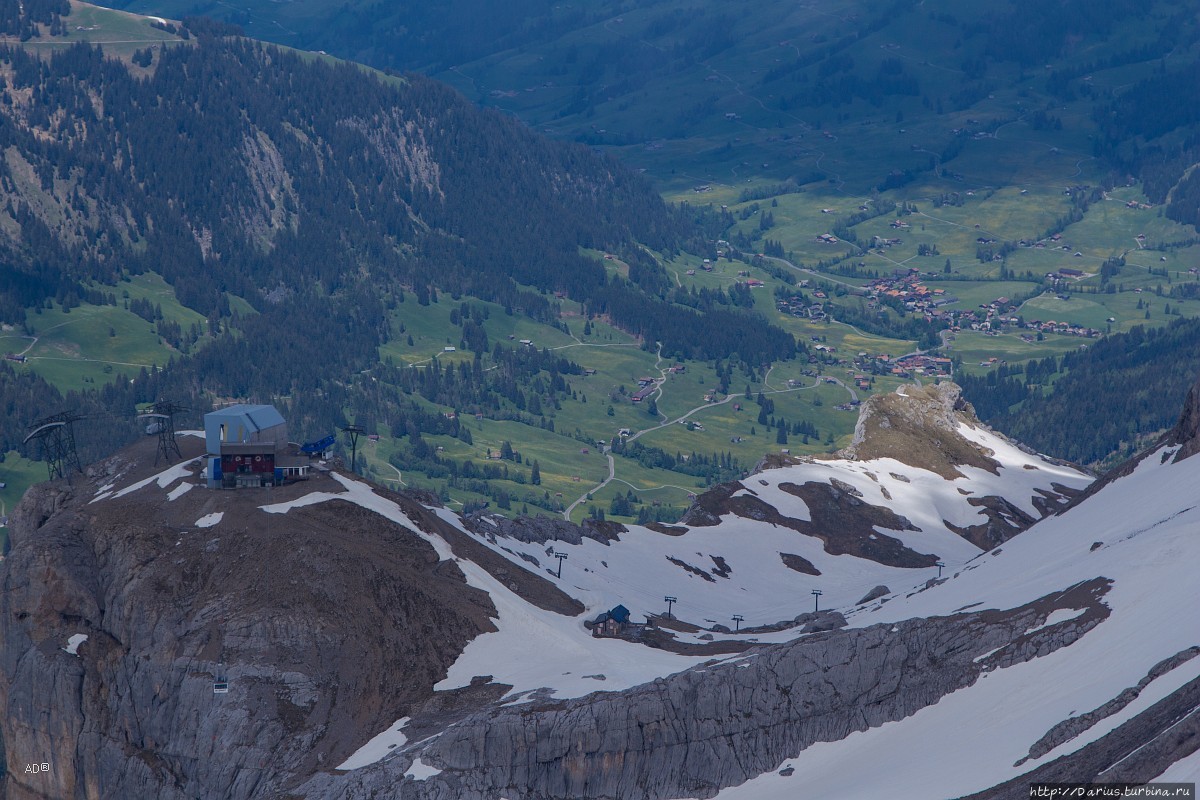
24;411;86;480
341;424;365;474
137;400;189;466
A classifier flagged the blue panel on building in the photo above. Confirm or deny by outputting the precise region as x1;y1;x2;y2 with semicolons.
301;434;336;454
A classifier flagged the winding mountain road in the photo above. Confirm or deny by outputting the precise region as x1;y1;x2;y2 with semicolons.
561;369;838;520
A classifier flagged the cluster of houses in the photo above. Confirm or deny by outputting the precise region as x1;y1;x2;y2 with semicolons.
892;353;954;377
861;268;1102;338
864;270;959;319
775;284;827;321
631;375;658;403
1019;320;1102;339
844;351;953;380
628;366;687;403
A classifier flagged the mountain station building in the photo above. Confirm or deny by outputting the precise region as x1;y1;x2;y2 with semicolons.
204;404;310;488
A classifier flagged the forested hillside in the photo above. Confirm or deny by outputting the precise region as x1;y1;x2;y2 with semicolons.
12;0;1200;502
102;0;1200;199
0;37;682;321
0;33;803;467
959;317;1200;466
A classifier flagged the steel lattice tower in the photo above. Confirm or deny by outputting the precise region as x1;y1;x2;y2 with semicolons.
24;412;86;481
138;401;189;466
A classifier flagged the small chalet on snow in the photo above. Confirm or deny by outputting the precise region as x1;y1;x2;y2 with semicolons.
205;404;311;488
591;605;654;638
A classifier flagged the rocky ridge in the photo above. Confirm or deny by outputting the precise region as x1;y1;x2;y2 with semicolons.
4;380;1199;799
303;580;1113;799
0;438;559;799
682;382;1090;557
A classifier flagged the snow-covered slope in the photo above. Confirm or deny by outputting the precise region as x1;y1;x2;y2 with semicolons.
431;383;1090;644
436;413;1087;628
307;382;1200;798
320;398;1190;800
231;385;1089;713
227;385;1106;788
712;437;1200;798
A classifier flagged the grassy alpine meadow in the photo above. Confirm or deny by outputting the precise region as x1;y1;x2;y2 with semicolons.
19;1;191;59
8;271;222;394
919;280;1039;311
119;272;209;330
20;300;168;393
946;331;1091;377
356;266;909;521
0;451;45;553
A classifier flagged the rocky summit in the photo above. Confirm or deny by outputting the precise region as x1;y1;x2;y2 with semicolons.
2;382;1199;798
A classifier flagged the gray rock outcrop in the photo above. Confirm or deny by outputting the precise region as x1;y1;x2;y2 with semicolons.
0;444;513;800
302;580;1113;800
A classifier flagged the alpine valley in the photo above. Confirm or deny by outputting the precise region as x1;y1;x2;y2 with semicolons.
2;0;1200;797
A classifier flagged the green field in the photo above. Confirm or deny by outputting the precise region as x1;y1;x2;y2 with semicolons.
8;272;214;393
0;451;45;553
12;1;190;59
947;331;1090;377
360;283;883;519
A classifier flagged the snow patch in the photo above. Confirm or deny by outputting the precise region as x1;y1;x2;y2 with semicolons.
1154;746;1200;781
261;491;348;514
63;633;87;655
973;645;1003;664
167;483;193;501
337;717;410;770
405;757;442;781
195;512;223;528
106;458;200;501
270;475;709;699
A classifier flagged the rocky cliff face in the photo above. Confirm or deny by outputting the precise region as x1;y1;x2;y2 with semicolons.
0;438;536;799
1161;372;1200;462
302;580;1113;799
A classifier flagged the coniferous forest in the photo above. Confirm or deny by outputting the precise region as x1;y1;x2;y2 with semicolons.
958;317;1200;466
0;34;802;466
